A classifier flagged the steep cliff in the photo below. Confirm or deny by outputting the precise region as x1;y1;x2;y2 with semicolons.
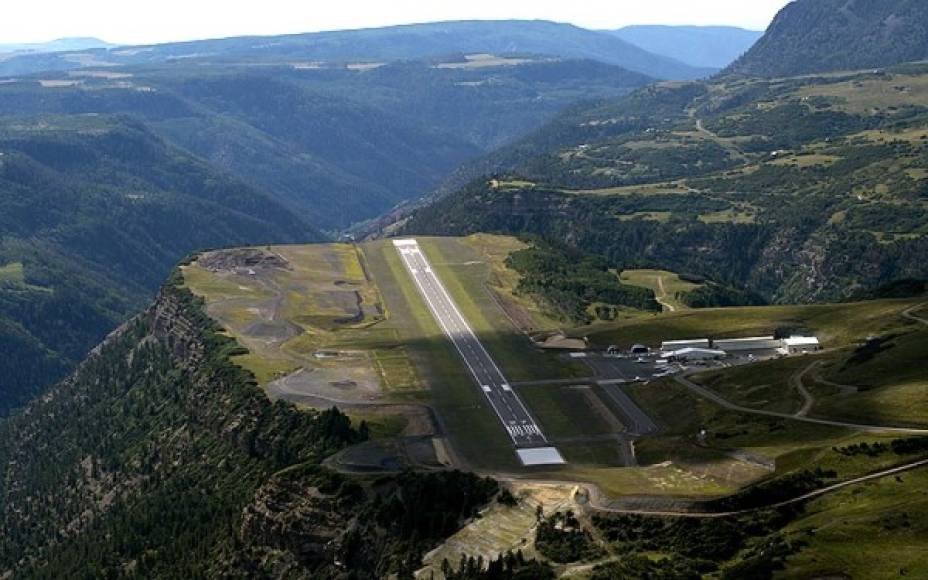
0;267;500;578
0;271;362;577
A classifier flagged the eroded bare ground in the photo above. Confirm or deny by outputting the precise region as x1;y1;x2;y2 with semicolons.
184;245;438;472
417;483;578;579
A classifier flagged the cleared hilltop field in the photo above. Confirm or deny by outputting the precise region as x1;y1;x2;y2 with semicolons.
618;269;703;312
183;236;928;509
182;236;587;472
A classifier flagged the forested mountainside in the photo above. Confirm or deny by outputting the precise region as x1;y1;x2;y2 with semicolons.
0;116;316;415
611;26;762;69
0;21;711;80
0;272;499;578
728;0;928;78
0;59;651;230
0;56;650;413
405;64;928;303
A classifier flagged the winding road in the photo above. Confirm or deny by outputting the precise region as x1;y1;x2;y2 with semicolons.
674;373;928;434
586;456;928;518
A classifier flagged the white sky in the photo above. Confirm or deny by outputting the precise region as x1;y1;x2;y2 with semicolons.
2;0;793;46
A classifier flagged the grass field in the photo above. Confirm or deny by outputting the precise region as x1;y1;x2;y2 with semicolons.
618;269;704;312
810;326;928;427
780;466;928;579
579;298;923;348
691;356;812;415
795;72;928;115
616;211;673;223
461;233;562;332
417;237;588;382
629;379;854;464
182;244;417;397
697;207;757;224
0;262;25;284
0;261;49;292
516;384;615;440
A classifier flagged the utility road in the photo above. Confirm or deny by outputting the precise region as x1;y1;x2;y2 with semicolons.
394;239;562;464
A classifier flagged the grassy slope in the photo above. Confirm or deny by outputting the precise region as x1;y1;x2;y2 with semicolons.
619;269;703;312
461;233;563;332
780;467;928;579
579;298;923;348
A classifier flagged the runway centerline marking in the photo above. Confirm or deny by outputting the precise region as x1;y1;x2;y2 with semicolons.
393;239;564;465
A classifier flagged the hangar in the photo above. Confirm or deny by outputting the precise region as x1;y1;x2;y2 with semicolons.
661;338;710;351
713;336;781;351
782;335;821;354
668;347;727;361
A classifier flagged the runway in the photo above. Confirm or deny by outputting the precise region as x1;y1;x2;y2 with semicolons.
393;239;563;465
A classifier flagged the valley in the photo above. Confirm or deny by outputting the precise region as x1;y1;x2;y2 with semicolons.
2;2;928;578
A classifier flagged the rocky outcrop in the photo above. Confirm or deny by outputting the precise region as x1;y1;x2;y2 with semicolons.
0;275;361;578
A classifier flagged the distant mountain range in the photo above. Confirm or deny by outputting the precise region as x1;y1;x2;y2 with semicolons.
728;0;928;77
0;21;714;80
0;37;112;54
610;25;762;69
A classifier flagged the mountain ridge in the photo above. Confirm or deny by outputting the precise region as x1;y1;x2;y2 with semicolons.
0;20;713;80
0;114;319;415
611;25;762;69
727;0;928;77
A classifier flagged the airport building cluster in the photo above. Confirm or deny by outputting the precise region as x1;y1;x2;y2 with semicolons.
658;335;821;361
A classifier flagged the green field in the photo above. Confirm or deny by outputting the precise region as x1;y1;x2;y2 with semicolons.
183;238;928;500
516;384;615;440
0;262;25;284
780;466;928;579
811;326;928;427
0;261;48;293
183;244;414;394
618;269;703;312
416;237;588;382
691;356;813;415
461;233;563;332
579;298;923;348
630;378;853;464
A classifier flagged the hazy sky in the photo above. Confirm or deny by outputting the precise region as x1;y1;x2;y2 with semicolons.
3;0;793;45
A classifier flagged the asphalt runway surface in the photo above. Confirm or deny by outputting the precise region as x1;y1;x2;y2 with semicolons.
393;239;551;449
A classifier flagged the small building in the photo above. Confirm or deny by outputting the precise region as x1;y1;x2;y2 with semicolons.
661;338;710;351
713;336;781;351
669;347;727;362
783;336;821;354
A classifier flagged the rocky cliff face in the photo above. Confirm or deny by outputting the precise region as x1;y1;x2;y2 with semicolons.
0;269;499;579
0;275;363;578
